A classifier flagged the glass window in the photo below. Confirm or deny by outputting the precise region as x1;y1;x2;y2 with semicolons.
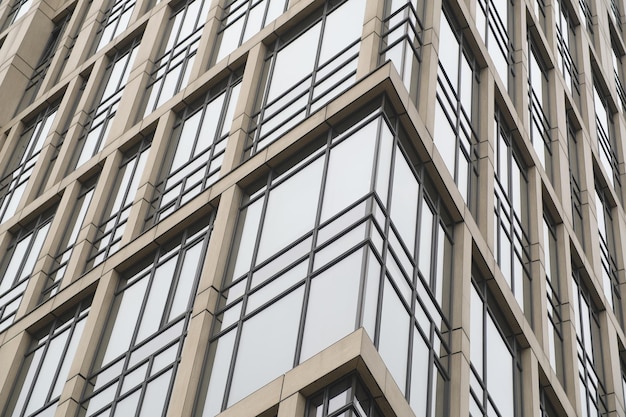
539;388;560;417
572;268;607;416
1;0;34;31
494;110;531;316
593;82;620;194
567;112;584;246
143;0;211;117
93;0;137;52
306;374;383;417
17;13;72;112
434;10;479;211
543;213;564;381
246;0;366;155
379;0;426;101
197;99;452;417
612;41;626;112
71;40;140;171
3;300;90;417
475;0;513;91
0;208;55;332
528;38;552;177
42;177;98;300
0;104;58;224
595;184;622;324
212;0;289;65
79;219;213;417
470;274;522;417
85;137;150;271
611;0;623;33
578;0;593;36
554;0;580;102
146;72;241;225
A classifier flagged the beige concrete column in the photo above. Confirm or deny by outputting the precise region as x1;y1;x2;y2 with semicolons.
522;348;540;417
190;0;223;77
0;331;31;411
448;222;471;417
419;0;441;135
52;0;94;83
276;392;306;417
355;0;383;80
478;67;495;250
123;110;177;239
220;41;266;172
54;269;119;417
167;184;242;417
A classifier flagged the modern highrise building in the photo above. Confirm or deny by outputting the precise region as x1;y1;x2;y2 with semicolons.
1;0;626;416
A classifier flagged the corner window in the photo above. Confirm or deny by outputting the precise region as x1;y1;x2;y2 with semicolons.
197;101;452;417
306;375;383;417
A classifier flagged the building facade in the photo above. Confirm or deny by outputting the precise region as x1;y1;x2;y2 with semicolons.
1;0;626;416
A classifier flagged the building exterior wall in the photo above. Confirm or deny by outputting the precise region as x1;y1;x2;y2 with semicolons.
0;0;625;416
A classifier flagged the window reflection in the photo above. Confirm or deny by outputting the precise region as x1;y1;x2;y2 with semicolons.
306;374;383;417
528;38;552;177
593;82;621;194
146;72;241;225
595;184;622;324
71;40;140;171
246;0;366;155
212;0;289;65
0;104;58;224
85;136;150;270
3;300;90;417
380;0;425;101
475;0;513;92
572;268;608;416
42;177;98;300
434;10;479;212
79;219;213;417
93;0;136;52
493;110;531;316
198;99;452;417
143;0;211;117
470;274;522;417
0;208;55;332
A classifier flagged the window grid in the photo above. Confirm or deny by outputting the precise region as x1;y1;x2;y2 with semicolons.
379;0;425;101
0;208;55;332
554;0;580;101
0;104;58;224
80;219;213;417
306;374;383;417
17;13;72;113
595;185;622;324
434;9;479;211
72;40;140;171
42;177;97;301
543;214;564;380
147;72;241;226
612;0;623;31
470;276;523;417
612;43;626;112
571;268;608;417
475;0;513;91
567;114;584;246
3;300;90;417
93;0;136;52
246;0;366;155
528;39;552;177
494;110;531;316
211;0;289;65
85;137;150;271
1;0;34;31
593;83;621;191
143;0;211;117
578;0;593;35
199;102;452;417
